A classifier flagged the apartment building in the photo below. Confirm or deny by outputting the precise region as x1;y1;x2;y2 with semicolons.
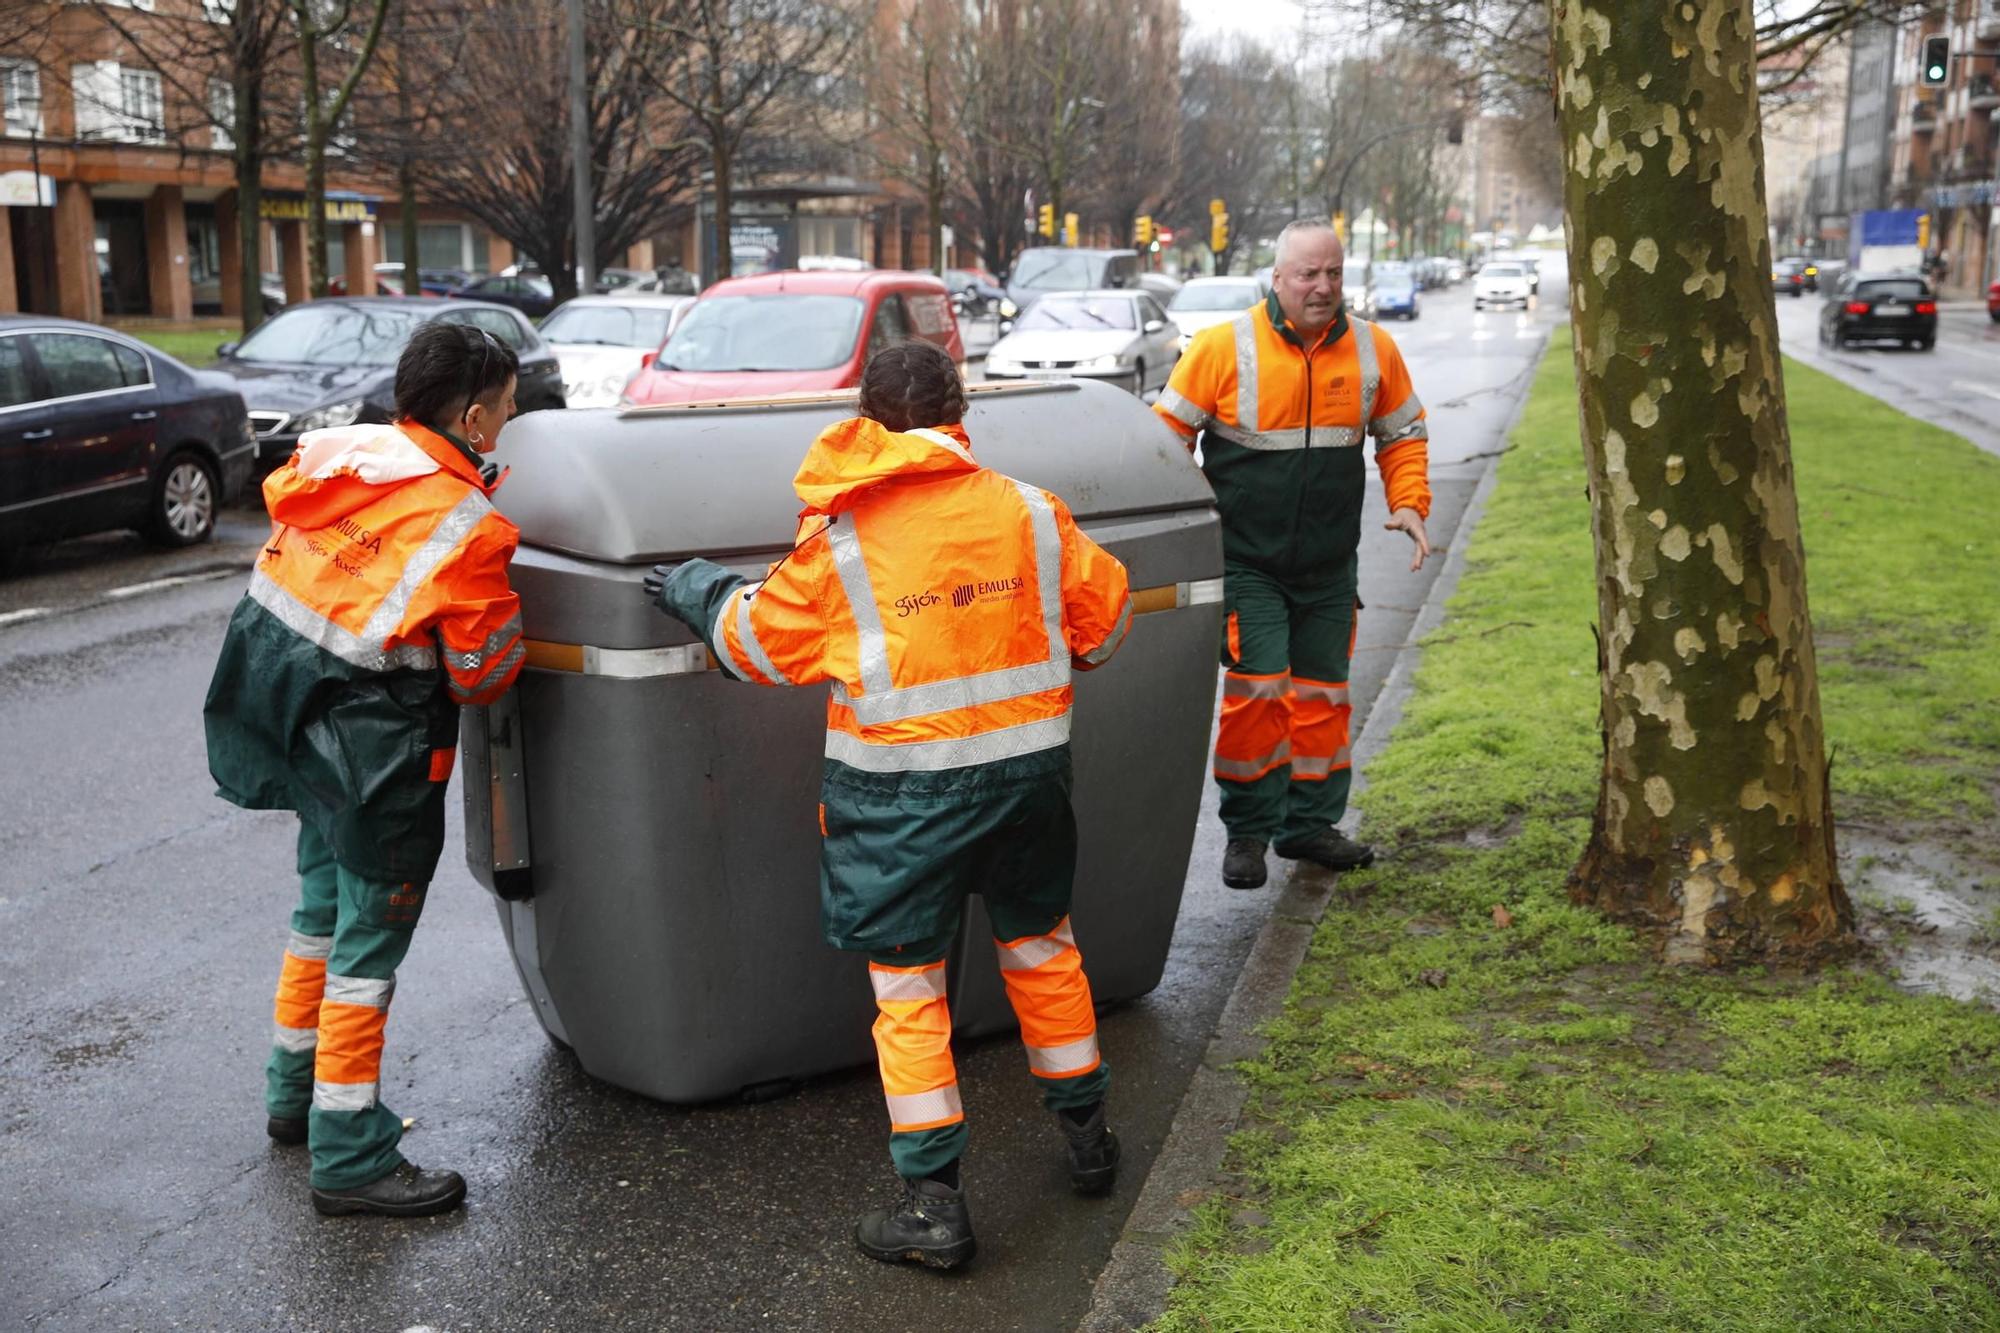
1883;0;2000;296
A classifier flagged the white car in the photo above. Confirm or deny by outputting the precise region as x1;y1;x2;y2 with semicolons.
982;289;1182;397
540;294;695;407
1166;276;1265;349
1473;262;1533;311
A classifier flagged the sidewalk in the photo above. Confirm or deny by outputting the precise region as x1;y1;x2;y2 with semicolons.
1087;328;2000;1331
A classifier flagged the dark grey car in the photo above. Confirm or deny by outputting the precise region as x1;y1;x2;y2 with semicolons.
208;297;567;466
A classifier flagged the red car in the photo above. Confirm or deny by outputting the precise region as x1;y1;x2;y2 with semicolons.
621;269;964;406
1988;278;1999;324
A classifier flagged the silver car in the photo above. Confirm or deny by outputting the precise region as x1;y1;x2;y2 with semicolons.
540;293;696;408
981;289;1182;397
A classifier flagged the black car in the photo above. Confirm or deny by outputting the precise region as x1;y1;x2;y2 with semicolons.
453;272;558;319
207;297;567;466
1819;273;1938;351
1773;257;1809;298
0;316;254;551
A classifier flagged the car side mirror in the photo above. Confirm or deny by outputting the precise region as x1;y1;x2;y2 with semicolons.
638;351;656;372
216;341;238;359
1144;319;1165;333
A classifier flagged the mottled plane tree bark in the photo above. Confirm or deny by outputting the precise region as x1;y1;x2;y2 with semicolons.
1549;0;1851;963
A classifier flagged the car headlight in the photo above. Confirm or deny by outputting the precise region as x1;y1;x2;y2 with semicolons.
288;399;365;433
1080;354;1125;371
998;299;1018;318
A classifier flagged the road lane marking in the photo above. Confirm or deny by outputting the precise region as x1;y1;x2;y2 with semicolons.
0;607;53;628
103;570;239;599
1950;380;2000;403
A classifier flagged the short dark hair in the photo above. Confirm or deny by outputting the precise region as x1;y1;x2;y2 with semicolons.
857;339;966;433
395;321;520;429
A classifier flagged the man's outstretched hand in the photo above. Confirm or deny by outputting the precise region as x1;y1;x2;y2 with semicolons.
1385;507;1431;571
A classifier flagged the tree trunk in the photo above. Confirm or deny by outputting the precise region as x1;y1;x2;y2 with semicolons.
1551;0;1850;963
400;159;419;297
298;28;327;299
927;155;945;276
711;131;733;283
233;76;263;338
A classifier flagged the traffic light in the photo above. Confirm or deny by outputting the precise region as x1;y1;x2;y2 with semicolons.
1134;215;1154;247
1921;34;1949;85
1037;203;1055;238
1332;210;1347;244
1210;211;1229;254
1917;211;1931;251
1064;211;1079;247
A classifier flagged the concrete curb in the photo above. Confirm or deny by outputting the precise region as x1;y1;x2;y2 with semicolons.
1076;336;1547;1332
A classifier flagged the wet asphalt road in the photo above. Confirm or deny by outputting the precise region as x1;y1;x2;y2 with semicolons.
0;272;1563;1333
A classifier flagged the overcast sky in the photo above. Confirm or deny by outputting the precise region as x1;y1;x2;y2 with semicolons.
1179;0;1312;44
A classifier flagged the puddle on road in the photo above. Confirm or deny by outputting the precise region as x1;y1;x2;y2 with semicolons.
1845;834;2000;1006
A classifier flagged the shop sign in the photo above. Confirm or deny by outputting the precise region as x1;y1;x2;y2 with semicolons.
0;170;56;207
259;193;380;223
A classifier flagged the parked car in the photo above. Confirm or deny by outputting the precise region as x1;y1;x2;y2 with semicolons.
621;269;963;407
981;289;1181;397
540;293;697;408
1137;271;1184;303
1772;257;1809;298
1819;273;1937;350
1004;247;1143;317
453;272;558;319
1473;262;1533;311
594;267;654;293
1373;267;1420;320
1166;275;1265;349
1814;260;1849;295
366;263;474;297
1988;278;1999;324
0;315;254;550
944;267;1007;321
208;297;567;466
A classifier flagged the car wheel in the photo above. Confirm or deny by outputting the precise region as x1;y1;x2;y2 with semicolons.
149;450;218;547
1128;362;1145;396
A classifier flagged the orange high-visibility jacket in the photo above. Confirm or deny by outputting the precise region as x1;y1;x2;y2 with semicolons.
664;418;1132;774
1156;296;1430;575
205;421;523;881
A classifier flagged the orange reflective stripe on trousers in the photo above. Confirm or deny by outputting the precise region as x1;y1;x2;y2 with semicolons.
1215;669;1293;781
1289;675;1353;781
868;960;964;1132
993;916;1102;1079
313;973;395;1112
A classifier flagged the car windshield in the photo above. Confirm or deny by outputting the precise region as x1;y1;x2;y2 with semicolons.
1856;280;1928;300
1170;282;1260;312
541;303;677;348
1012;251;1100;290
1018;296;1135;331
1375;273;1415;293
657;295;864;372
232;305;421;366
1482;264;1523;278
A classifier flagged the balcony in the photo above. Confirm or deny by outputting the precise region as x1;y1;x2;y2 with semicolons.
1979;0;2000;41
1970;76;2000;113
1910;101;1939;133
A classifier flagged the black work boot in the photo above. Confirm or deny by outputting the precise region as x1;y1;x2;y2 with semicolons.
267;1114;307;1146
1222;837;1269;889
311;1161;466;1218
1274;826;1376;872
1059;1102;1120;1196
855;1174;976;1270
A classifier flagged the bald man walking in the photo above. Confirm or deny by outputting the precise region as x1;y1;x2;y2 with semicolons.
1155;222;1433;889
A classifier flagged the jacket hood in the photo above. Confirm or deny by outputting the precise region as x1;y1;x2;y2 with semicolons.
261;423;443;528
793;419;977;515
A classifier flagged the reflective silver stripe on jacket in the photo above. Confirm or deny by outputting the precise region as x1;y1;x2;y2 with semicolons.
847;658;1069;726
825;518;893;696
1370;395;1428;445
287;930;333;960
313;1079;379;1112
1214;740;1290;780
448;637;525;703
1290;745;1354;779
709;586;749;682
1351;317;1381;429
1081;596;1132;666
1024;1034;1100;1076
248;570;438;672
1011;480;1069;664
884;1084;964;1127
1223;671;1291;701
443;611;523;674
1157;386;1208;431
994;916;1077;971
323;973;395;1008
734;584;789;686
869;965;948;1004
907;427;976;463
362;488;493;644
273;1023;317;1054
825;714;1071;773
1232;311;1260;431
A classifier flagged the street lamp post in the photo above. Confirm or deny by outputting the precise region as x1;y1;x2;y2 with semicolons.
1330;113;1465;264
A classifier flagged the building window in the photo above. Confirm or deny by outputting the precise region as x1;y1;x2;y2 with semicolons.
71;62;166;144
2;59;40;137
121;67;165;142
209;80;234;151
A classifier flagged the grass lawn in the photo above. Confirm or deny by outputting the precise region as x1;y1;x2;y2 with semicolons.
1155;329;2000;1331
113;323;237;368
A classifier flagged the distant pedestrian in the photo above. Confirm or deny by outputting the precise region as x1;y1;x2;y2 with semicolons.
645;340;1131;1271
204;323;526;1217
1155;220;1433;890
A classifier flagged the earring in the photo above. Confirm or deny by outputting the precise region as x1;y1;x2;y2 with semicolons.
469;432;485;445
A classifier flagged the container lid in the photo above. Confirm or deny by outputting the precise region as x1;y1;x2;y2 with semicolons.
486;379;1215;564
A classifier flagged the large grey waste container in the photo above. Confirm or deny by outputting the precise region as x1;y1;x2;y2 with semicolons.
460;378;1222;1103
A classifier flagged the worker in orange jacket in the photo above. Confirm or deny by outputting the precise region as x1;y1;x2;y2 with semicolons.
646;340;1132;1272
206;324;525;1217
1156;221;1432;889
